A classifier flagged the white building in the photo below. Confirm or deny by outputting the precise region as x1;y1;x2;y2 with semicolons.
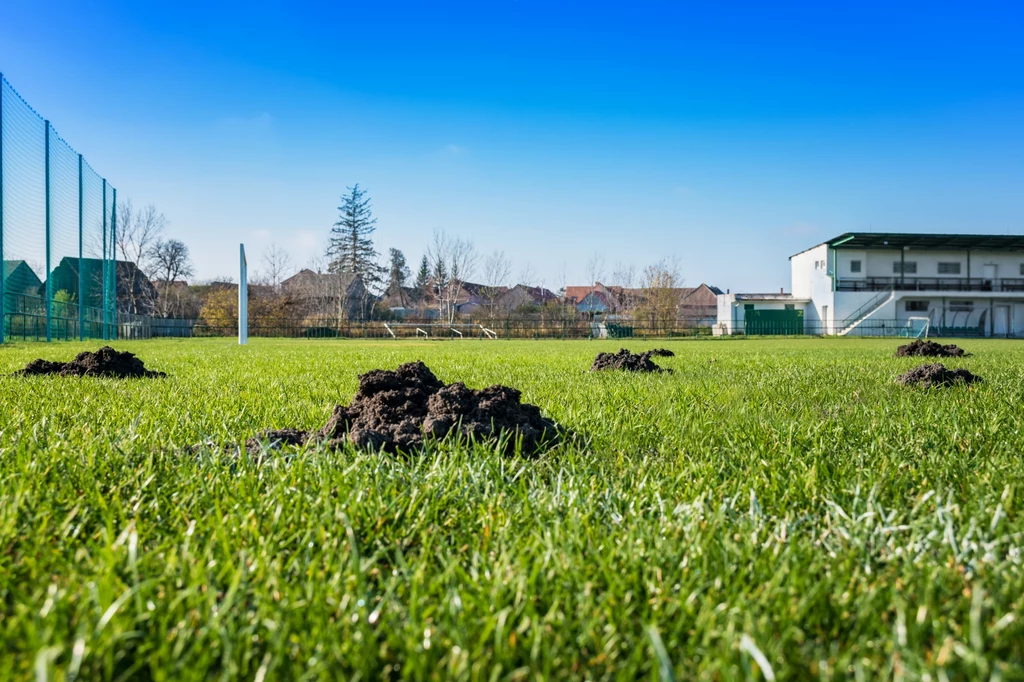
717;232;1024;336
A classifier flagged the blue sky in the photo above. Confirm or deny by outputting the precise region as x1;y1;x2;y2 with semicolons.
2;0;1024;291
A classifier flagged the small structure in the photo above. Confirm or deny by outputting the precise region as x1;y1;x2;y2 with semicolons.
715;292;810;335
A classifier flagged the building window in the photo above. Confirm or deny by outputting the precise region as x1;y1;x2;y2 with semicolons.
893;261;918;274
784;304;795;310
949;300;974;312
938;262;961;275
906;301;929;312
850;260;862;273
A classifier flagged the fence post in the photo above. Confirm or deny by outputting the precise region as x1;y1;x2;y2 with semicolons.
101;178;108;340
110;187;117;340
78;154;84;341
44;120;51;342
0;74;5;345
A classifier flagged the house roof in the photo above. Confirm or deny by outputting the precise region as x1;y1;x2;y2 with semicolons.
282;269;361;288
564;285;595;303
793;232;1024;258
460;281;508;298
679;284;724;306
3;260;34;280
498;284;557;305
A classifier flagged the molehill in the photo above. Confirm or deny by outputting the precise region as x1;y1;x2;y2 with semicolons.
13;346;166;378
895;339;967;358
237;361;561;456
590;348;675;373
897;363;982;388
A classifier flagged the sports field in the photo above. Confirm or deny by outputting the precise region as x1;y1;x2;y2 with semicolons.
1;338;1022;680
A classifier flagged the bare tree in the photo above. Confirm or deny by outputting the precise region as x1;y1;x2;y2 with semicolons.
635;256;683;332
585;252;606;286
116;200;166;314
518;263;537;288
610;261;638;312
482;250;512;318
150;239;195;317
262;243;293;292
427;230;478;323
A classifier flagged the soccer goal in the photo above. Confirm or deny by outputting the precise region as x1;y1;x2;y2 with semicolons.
900;316;930;339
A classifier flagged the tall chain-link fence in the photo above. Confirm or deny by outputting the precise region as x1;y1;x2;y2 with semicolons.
0;73;117;343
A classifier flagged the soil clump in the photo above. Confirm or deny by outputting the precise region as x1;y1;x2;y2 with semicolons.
14;346;166;378
895;340;967;358
590;348;675;373
897;363;982;388
238;361;560;456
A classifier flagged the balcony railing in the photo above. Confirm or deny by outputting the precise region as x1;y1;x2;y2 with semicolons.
836;277;1024;292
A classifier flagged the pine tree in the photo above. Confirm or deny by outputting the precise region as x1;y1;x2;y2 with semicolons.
387;248;410;304
415;255;430;291
326;185;382;285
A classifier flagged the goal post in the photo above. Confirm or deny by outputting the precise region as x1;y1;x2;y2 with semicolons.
903;316;930;339
239;244;248;345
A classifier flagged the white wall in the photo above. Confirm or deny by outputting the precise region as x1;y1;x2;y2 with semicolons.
716;294;736;334
790;245;827;298
857;249;1024;279
832;290;891;321
790;244;835;331
834;250;868;280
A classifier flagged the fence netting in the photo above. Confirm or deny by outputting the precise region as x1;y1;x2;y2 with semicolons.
1;73;117;342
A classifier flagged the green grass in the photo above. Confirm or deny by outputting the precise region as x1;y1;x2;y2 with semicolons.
1;337;1023;680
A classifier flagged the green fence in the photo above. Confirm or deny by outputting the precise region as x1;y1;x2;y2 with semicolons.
744;309;804;335
0;73;117;343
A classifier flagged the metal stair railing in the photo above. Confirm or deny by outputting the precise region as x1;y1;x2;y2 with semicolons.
838;287;895;334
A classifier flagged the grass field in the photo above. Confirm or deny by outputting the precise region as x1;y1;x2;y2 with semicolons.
2;337;1023;680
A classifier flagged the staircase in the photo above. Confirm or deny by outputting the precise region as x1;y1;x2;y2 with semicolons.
837;289;896;336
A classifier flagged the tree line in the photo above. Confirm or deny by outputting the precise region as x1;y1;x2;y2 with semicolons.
111;184;692;331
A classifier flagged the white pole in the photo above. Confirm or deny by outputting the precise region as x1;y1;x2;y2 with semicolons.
239;244;248;345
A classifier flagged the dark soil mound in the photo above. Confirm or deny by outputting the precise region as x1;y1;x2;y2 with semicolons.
590;348;675;373
14;346;166;378
244;428;311;452
236;361;561;456
895;340;967;358
897;363;982;388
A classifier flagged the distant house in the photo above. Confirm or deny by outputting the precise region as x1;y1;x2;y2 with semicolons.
457;281;508;316
677;284;724;324
564;281;723;322
496;284;559;312
3;260;43;297
381;285;423;319
42;257;156;315
281;269;368;320
565;282;621;314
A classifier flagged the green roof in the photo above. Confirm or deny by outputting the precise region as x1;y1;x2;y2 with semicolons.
825;232;1024;251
